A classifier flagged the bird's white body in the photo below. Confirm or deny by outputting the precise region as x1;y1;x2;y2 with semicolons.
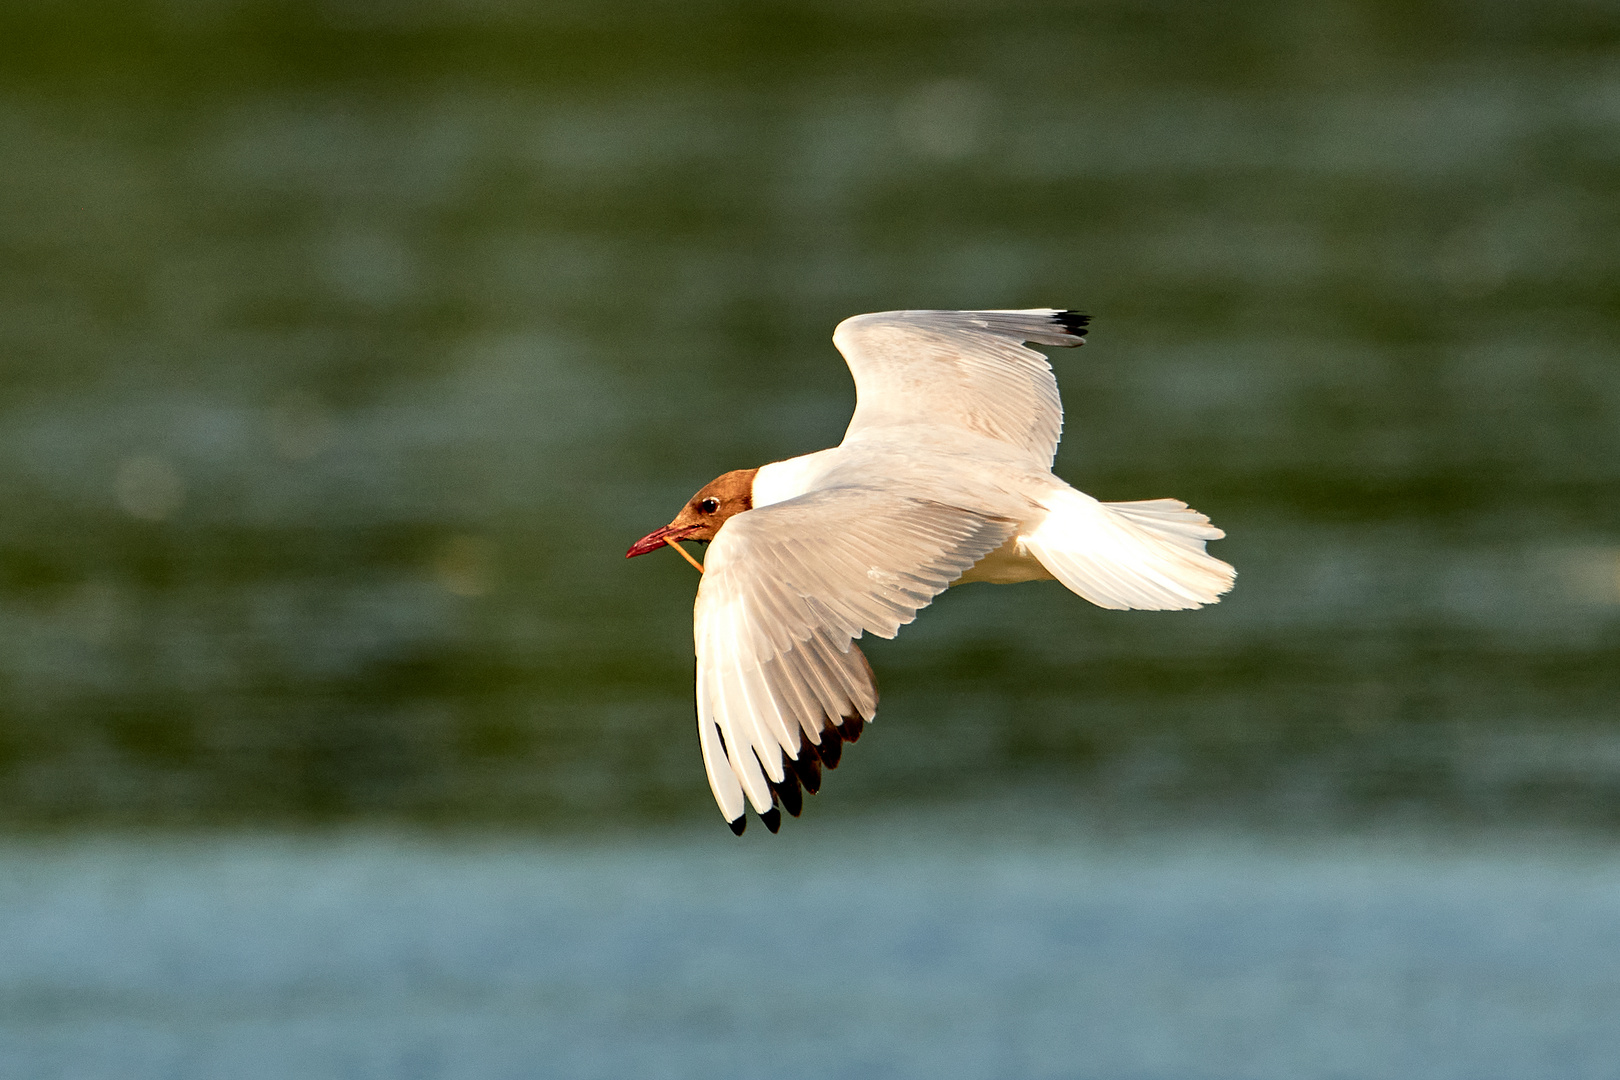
752;430;1229;606
678;309;1234;831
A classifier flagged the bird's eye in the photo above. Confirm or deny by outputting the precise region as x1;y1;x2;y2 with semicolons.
699;498;720;513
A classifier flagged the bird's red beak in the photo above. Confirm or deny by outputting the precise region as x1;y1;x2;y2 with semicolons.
625;523;700;559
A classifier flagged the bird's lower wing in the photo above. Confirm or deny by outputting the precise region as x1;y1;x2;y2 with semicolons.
694;487;1015;833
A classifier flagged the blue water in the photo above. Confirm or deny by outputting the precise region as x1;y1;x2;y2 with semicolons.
3;813;1617;1080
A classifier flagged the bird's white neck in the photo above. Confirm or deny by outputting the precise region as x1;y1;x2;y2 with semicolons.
751;448;842;509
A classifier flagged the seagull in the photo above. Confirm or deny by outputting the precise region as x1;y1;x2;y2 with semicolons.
627;309;1234;834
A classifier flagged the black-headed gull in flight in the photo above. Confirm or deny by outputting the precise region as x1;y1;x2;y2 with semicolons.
628;309;1234;834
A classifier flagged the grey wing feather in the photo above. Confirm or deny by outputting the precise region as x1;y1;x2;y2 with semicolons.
832;308;1089;466
693;488;1016;824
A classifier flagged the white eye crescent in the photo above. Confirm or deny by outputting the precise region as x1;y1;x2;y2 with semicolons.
700;498;720;513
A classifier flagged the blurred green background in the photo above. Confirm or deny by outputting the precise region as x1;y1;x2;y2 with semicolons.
2;0;1617;830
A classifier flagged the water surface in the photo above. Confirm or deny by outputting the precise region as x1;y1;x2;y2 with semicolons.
4;818;1619;1079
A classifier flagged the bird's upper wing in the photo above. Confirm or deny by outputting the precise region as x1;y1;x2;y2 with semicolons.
833;309;1089;467
693;486;1015;832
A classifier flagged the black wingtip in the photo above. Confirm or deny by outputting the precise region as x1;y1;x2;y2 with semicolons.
727;816;746;836
818;726;844;770
790;745;823;794
761;807;782;833
771;771;804;817
1053;310;1090;339
840;715;865;743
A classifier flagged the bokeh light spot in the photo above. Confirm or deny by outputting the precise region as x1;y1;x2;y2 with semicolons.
115;455;185;522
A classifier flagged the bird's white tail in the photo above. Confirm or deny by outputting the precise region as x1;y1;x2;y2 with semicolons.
1022;488;1235;610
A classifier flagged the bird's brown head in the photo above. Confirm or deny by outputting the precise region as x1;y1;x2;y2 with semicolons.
626;468;759;559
